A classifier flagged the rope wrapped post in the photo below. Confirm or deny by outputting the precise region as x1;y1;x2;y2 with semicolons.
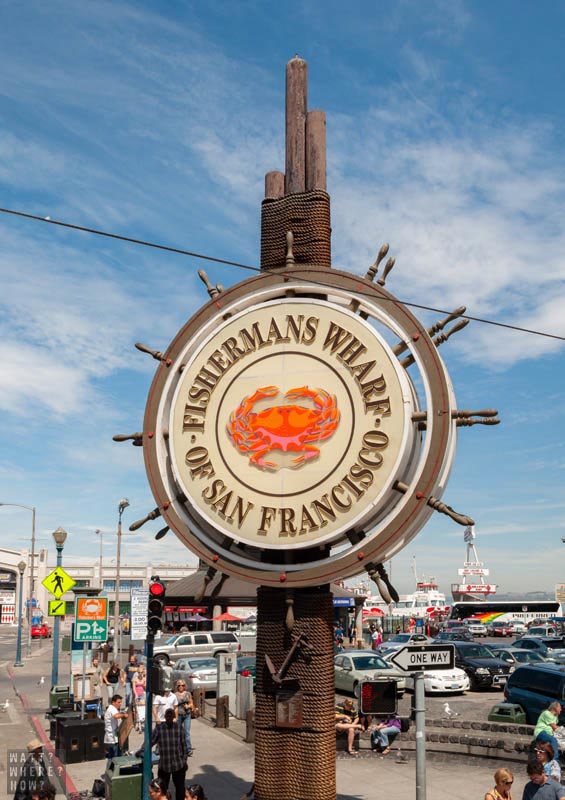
254;587;335;800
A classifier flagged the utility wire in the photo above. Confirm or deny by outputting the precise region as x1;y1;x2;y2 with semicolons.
1;206;564;343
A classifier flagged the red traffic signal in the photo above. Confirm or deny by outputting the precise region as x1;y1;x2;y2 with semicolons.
147;577;166;634
359;679;398;716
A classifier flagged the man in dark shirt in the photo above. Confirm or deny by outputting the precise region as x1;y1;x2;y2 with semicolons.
123;654;139;708
522;760;565;800
152;708;188;799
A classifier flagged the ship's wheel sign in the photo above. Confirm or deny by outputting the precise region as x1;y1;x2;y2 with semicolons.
121;262;499;587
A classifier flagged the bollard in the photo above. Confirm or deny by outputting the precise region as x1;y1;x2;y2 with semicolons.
216;695;229;728
102;643;109;664
245;709;255;743
236;674;254;720
193;687;205;718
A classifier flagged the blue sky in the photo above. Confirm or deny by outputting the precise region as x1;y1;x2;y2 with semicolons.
0;1;563;596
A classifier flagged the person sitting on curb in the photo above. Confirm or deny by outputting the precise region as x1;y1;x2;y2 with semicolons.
335;697;364;756
534;702;562;761
371;717;401;755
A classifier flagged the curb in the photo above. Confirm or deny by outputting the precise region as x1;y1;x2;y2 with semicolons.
6;665;79;796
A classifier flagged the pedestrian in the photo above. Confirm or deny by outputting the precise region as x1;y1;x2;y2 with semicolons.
335;697;364;756
370;626;382;649
522;760;565;799
175;679;195;755
153;687;178;725
186;785;207;800
103;661;123;707
371;717;401;755
103;694;128;769
534;702;562;760
484;767;514;800
91;656;104;707
148;778;168;800
151;708;188;800
13;739;56;800
535;742;561;783
133;665;146;732
123;654;139;708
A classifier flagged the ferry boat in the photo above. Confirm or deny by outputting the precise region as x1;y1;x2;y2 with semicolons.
363;574;450;619
451;526;497;603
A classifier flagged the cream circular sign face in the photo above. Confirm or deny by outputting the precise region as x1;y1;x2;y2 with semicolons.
169;298;415;549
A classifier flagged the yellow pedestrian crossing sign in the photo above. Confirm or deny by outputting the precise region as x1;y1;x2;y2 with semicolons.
48;599;66;616
42;567;76;599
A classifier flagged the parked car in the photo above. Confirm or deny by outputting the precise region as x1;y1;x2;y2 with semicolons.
488;646;547;667
452;642;512;691
31;623;51;639
511;636;565;664
171;657;219;693
507;620;527;636
382;651;469;694
334;652;406;696
380;633;432;651
433;630;474;643
464;620;488;638
487;621;513;637
154;631;241;664
504;663;565;725
236;656;256;688
527;625;558;637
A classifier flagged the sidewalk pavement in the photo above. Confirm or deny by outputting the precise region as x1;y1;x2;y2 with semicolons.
1;640;532;800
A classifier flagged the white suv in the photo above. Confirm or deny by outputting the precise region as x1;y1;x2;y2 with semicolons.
464;620;488;637
154;631;240;664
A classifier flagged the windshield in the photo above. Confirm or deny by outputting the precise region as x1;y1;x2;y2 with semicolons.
389;634;411;643
459;645;496;658
351;655;388;670
545;640;565;650
186;659;217;669
164;635;179;645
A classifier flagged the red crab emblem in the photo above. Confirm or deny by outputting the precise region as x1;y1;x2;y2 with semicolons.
226;386;340;470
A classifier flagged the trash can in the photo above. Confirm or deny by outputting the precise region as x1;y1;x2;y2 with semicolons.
105;755;143;800
49;685;70;708
488;702;527;724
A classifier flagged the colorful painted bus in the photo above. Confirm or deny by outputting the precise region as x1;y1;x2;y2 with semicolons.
449;600;561;626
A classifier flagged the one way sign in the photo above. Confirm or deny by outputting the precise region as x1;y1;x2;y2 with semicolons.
390;644;455;672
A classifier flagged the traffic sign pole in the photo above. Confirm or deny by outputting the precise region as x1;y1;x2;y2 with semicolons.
414;672;426;800
142;633;155;799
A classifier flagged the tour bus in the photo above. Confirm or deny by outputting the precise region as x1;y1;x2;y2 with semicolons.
449;600;561;627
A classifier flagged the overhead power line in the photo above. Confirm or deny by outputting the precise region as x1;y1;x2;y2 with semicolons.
1;206;563;343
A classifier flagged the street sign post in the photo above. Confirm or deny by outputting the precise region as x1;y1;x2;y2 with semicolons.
130;588;149;641
42;567;76;600
74;596;108;642
390;644;455;672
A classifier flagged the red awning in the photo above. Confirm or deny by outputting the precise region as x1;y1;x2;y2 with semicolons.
211;612;245;622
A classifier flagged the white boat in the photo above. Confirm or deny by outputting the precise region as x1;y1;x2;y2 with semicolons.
363;576;450;619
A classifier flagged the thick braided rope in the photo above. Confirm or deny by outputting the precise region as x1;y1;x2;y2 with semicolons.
261;190;331;270
254;588;336;800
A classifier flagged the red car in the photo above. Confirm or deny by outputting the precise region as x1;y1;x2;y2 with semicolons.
31;623;51;639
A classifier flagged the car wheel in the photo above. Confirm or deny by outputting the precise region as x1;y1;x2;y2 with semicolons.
154;653;169;665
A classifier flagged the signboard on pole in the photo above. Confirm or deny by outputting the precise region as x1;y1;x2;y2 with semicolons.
130;588;149;641
74;595;108;642
42;567;76;600
390;645;455;672
48;600;66;616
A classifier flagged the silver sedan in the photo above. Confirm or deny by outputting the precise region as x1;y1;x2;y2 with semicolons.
171;657;218;693
334;651;406;696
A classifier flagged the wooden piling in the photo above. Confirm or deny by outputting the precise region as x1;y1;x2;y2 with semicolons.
306;110;326;191
265;170;285;199
285;56;307;194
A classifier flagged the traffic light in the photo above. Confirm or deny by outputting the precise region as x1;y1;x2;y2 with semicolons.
150;660;173;694
359;678;398;716
147;576;166;635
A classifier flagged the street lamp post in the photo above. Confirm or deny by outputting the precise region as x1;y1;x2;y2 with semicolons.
96;529;103;588
0;503;36;657
114;499;129;660
14;560;26;667
51;527;68;688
